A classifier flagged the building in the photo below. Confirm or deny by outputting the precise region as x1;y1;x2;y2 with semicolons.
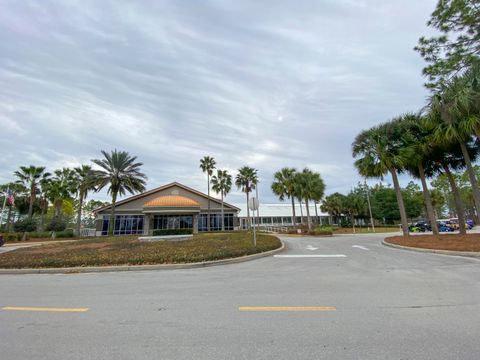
94;182;240;236
235;202;330;229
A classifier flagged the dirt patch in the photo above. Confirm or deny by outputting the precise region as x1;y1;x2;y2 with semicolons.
385;233;480;252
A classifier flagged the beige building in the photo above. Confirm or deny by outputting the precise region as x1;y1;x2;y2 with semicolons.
94;182;239;236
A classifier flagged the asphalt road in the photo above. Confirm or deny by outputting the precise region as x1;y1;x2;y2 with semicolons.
1;233;479;360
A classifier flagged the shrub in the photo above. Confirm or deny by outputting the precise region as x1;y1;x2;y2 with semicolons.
46;218;67;232
4;233;23;242
29;231;53;239
152;229;193;236
13;218;37;233
55;230;75;238
309;227;333;236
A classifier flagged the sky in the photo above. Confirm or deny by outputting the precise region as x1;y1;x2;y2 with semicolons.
0;0;438;204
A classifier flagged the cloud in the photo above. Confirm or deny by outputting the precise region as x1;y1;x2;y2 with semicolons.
0;0;437;203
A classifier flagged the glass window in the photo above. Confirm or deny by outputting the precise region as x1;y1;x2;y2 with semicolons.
102;215;145;236
153;215;194;230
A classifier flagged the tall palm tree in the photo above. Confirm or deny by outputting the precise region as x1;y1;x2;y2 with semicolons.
74;165;96;236
38;173;51;231
397;114;440;235
235;166;257;230
92;150;147;235
14;165;48;219
271;167;298;226
321;192;345;225
294;169;325;230
199;156;216;231
352;122;409;237
211;169;232;231
47;168;77;218
429;70;480;224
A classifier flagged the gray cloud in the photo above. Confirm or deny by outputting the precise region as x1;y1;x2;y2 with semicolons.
0;0;436;203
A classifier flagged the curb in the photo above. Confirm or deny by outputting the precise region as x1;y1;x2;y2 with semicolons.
382;239;480;258
0;241;286;275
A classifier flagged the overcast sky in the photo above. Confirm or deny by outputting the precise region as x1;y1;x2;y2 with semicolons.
0;0;437;204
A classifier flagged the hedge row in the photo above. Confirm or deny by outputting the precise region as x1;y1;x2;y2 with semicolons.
152;229;193;236
3;230;75;242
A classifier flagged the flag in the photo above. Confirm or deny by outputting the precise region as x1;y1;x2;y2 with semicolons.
6;192;14;207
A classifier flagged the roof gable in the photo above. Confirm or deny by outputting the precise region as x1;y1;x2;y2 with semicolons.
94;182;240;213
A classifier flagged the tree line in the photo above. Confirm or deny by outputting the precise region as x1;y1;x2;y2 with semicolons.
353;0;479;237
0;150;146;236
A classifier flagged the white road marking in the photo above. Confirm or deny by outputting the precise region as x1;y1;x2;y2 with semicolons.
352;245;369;251
305;245;319;251
274;254;347;258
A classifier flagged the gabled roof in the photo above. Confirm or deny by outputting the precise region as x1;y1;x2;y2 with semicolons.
93;182;240;213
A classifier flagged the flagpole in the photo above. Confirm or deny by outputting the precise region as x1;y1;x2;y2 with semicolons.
0;185;9;229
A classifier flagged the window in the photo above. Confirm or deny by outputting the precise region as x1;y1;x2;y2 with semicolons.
102;215;144;236
199;213;234;231
153;215;193;230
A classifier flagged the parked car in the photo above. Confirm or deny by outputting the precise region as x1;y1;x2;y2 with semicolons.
437;222;454;232
447;218;471;230
408;221;431;232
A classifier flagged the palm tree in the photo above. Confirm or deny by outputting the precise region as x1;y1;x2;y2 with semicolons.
47;168;77;218
211;169;232;231
235;166;258;230
14;165;47;219
294;169;325;230
199;156;216;231
271;168;298;226
321;193;345;225
74;165;96;236
352;122;409;237
397;114;440;235
0;182;27;231
38;173;51;231
429;70;480;225
92;150;147;235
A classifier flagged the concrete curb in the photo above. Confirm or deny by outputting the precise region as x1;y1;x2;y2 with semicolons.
382;239;480;258
0;240;286;275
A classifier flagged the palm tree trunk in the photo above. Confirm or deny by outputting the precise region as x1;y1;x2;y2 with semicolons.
40;198;47;231
28;183;35;218
221;192;225;231
109;192;117;236
246;191;250;230
207;174;211;232
459;142;480;224
314;202;319;225
418;163;439;235
443;163;467;234
351;214;355;233
299;200;304;224
390;168;409;237
76;192;83;236
305;198;312;230
291;196;296;226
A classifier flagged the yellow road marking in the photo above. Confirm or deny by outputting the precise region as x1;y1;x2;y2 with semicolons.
239;306;336;312
2;307;89;312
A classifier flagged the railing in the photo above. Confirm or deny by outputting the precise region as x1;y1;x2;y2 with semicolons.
258;225;290;233
80;228;96;237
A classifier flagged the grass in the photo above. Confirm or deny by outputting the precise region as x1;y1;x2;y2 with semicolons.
0;232;281;269
385;233;480;252
333;226;400;234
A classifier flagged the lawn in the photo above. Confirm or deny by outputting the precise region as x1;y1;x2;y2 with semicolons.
385;233;480;252
0;232;281;269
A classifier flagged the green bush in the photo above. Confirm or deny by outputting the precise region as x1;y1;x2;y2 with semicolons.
13;218;37;233
152;228;193;236
54;230;75;238
46;218;67;232
29;231;53;239
309;227;333;236
4;233;24;242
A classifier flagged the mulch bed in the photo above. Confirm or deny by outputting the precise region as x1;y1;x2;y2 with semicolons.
385;233;480;252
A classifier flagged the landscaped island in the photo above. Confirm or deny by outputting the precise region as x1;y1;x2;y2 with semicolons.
0;232;281;269
385;234;480;252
